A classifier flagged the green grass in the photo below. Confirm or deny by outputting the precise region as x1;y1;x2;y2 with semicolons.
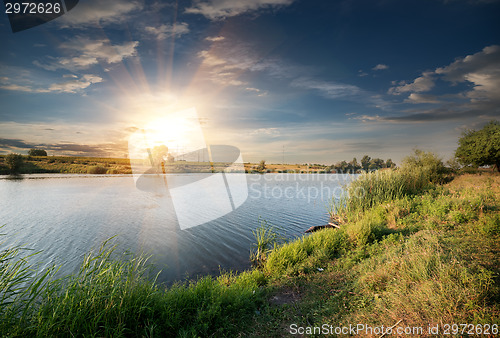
245;172;500;336
1;154;499;336
0;237;266;337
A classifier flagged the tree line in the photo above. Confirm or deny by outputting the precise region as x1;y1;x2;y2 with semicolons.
326;155;396;173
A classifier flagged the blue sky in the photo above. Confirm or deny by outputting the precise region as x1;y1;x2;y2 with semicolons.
1;0;499;164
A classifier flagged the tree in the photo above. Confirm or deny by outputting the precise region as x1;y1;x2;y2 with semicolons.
370;158;385;169
5;153;23;174
386;159;396;168
361;155;371;171
28;148;47;156
455;121;500;172
349;157;361;172
257;160;266;172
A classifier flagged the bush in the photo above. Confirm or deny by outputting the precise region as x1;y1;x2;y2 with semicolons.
5;153;23;174
400;149;450;184
28;149;47;156
87;166;107;174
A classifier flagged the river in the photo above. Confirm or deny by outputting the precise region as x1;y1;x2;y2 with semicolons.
0;173;354;284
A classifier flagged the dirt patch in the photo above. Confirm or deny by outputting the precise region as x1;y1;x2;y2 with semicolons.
269;286;302;306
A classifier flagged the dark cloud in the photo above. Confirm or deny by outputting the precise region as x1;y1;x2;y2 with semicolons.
0;138;128;157
381;102;500;122
0;138;38;148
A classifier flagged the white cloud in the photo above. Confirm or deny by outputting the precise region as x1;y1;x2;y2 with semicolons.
0;72;102;94
57;0;143;27
185;0;295;20
389;45;500;102
34;37;139;71
435;45;500;102
246;87;268;96
405;93;441;104
250;127;280;136
389;72;435;94
48;74;103;93
372;64;389;71
206;36;225;42
144;22;189;40
291;78;362;99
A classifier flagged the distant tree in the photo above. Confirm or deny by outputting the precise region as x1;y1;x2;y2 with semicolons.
371;158;385;169
337;160;349;172
386;159;396;168
5;153;23;174
257;160;266;172
350;157;361;171
28;148;47;156
361;155;371;171
455;121;500;172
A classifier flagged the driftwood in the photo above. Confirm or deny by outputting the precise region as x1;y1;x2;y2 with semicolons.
305;222;340;233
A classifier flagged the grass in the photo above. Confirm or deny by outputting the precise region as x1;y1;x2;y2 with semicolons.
1;154;499;336
0;237;266;337
0;155;133;175
245;172;499;337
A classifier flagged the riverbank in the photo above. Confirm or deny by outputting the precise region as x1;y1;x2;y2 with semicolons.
1;168;499;336
0;154;360;175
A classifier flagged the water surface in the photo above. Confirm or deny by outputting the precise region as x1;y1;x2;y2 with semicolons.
0;173;353;284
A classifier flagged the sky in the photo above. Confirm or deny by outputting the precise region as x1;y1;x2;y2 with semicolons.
0;0;499;165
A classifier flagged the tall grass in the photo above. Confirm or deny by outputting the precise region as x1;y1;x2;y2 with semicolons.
0;236;265;337
330;150;450;222
250;219;283;269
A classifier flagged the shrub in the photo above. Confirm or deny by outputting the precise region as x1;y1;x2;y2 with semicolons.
5;153;23;174
87;166;107;174
400;149;450;184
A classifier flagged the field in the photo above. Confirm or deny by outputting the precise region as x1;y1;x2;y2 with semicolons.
0;154;329;175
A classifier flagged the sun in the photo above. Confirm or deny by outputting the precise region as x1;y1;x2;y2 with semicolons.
129;107;207;162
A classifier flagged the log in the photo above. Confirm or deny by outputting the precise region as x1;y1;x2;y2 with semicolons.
305;223;339;233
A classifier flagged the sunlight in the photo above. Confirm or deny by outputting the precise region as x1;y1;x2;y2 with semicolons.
128;107;207;163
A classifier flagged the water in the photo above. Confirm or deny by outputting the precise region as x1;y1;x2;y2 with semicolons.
0;173;353;284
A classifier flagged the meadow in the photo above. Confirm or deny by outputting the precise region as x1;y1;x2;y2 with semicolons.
1;152;499;337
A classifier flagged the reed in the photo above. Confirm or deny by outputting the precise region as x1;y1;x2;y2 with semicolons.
0;236;265;337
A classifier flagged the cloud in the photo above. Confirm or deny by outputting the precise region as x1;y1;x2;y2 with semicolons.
206;36;225;42
197;42;315;90
0;138;36;149
291;78;362;99
405;93;442;104
246;87;268;96
144;22;189;40
48;74;103;93
372;64;389;71
250;127;280;136
0;137;128;156
389;72;435;94
377;45;500;122
0;74;102;93
389;45;500;100
185;0;295;20
34;37;139;71
434;45;500;102
57;0;143;27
